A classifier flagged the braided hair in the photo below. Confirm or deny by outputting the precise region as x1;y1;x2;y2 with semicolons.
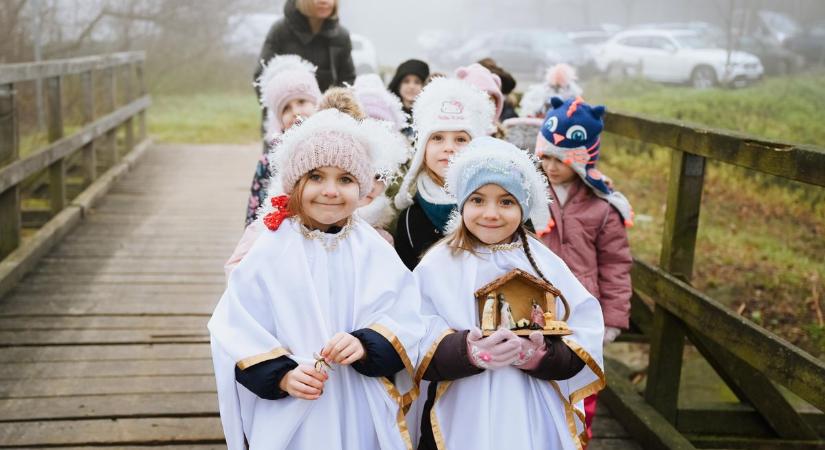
517;226;550;285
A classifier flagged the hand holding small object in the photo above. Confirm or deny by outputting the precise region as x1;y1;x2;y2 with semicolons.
466;327;522;369
321;332;366;365
279;365;328;400
512;331;547;367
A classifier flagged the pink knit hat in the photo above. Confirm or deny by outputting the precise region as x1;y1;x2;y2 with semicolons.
353;74;407;131
455;63;503;121
256;55;323;137
275;109;375;198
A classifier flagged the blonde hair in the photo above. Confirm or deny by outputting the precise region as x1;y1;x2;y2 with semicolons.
296;0;339;19
440;220;551;284
319;87;365;119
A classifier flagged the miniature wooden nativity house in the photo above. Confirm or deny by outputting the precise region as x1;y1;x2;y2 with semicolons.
474;269;571;336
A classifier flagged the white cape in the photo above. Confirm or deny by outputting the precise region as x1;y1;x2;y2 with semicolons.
209;217;424;450
412;238;605;450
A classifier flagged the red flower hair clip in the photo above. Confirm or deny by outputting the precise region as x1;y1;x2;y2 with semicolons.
263;195;295;231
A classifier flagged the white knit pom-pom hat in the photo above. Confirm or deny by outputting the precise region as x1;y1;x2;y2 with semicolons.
444;136;552;235
393;77;495;210
255;55;322;139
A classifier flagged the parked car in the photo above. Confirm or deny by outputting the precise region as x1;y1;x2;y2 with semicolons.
733;9;825;66
444;30;593;80
351;33;378;75
595;29;763;88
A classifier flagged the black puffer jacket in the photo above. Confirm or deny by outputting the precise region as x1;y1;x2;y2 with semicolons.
254;0;356;93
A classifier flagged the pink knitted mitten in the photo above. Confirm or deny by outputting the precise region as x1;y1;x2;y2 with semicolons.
466;328;522;369
513;331;547;370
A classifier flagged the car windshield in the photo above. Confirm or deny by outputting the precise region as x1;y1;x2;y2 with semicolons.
673;34;716;49
759;11;800;35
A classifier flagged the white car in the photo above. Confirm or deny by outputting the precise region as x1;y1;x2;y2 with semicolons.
595;29;763;88
351;33;378;75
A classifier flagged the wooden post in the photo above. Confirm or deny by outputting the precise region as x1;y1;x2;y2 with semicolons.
46;76;65;215
124;64;135;153
136;62;147;140
102;67;118;167
644;151;705;423
80;70;96;185
0;84;21;260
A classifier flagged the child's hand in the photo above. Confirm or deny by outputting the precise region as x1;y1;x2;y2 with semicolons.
321;332;366;365
279;365;328;400
512;331;547;367
466;328;522;369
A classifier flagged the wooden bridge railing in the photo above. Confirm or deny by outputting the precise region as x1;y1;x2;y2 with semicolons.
0;52;151;298
599;110;825;449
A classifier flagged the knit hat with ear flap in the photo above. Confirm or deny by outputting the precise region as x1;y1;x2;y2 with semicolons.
455;63;504;122
255;55;323;139
393;77;494;210
444;136;551;234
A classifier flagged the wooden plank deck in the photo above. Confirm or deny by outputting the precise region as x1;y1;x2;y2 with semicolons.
0;143;641;448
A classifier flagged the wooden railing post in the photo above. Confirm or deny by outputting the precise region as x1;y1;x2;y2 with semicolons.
644;151;705;423
136;62;146;140
124;65;135;153
80;70;96;185
102;67;118;167
46;76;65;215
0;83;20;260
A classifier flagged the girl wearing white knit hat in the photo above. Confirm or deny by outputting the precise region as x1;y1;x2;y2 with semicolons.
392;76;495;270
245;54;323;226
210;109;424;450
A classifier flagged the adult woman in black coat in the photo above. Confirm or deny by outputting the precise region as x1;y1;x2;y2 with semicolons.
254;0;355;96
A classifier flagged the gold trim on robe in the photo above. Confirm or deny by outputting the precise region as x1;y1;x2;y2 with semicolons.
414;329;455;385
368;323;420;409
430;380;453;450
236;347;290;370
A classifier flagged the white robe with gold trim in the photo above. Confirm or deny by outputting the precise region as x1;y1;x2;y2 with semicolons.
413;238;605;450
209;217;423;450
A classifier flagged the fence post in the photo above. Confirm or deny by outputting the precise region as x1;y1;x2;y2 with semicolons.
46;76;65;215
644;150;705;423
102;67;118;167
0;84;20;260
136;61;147;140
124;64;135;153
80;70;97;186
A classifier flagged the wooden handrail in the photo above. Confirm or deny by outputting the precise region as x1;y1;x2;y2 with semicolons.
0;96;150;194
0;52;144;85
604;110;825;187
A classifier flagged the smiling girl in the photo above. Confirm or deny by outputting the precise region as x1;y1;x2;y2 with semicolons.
413;136;605;450
393;77;494;270
209;109;424;450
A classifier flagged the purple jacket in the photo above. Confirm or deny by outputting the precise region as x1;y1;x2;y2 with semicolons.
539;179;632;329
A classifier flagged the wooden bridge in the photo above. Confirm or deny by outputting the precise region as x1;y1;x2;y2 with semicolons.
0;53;823;449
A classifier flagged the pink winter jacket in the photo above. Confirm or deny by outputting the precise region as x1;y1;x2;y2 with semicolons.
539;179;632;329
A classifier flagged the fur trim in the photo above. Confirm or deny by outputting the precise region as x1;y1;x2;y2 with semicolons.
255;55;317;101
356;194;395;228
443;136;552;234
353;74;408;131
393;77;495;210
359;118;410;184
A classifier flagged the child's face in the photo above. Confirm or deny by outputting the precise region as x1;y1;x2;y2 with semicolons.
281;98;317;131
399;75;423;106
300;166;360;228
540;155;577;185
358;177;387;207
463;184;522;245
424;130;471;179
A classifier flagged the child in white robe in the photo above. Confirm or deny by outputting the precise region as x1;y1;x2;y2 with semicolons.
209;109;425;450
413;136;605;450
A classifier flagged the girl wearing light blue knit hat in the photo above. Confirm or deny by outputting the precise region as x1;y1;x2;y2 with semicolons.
412;136;605;450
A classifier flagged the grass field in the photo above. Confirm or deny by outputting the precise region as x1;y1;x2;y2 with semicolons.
147;72;825;357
